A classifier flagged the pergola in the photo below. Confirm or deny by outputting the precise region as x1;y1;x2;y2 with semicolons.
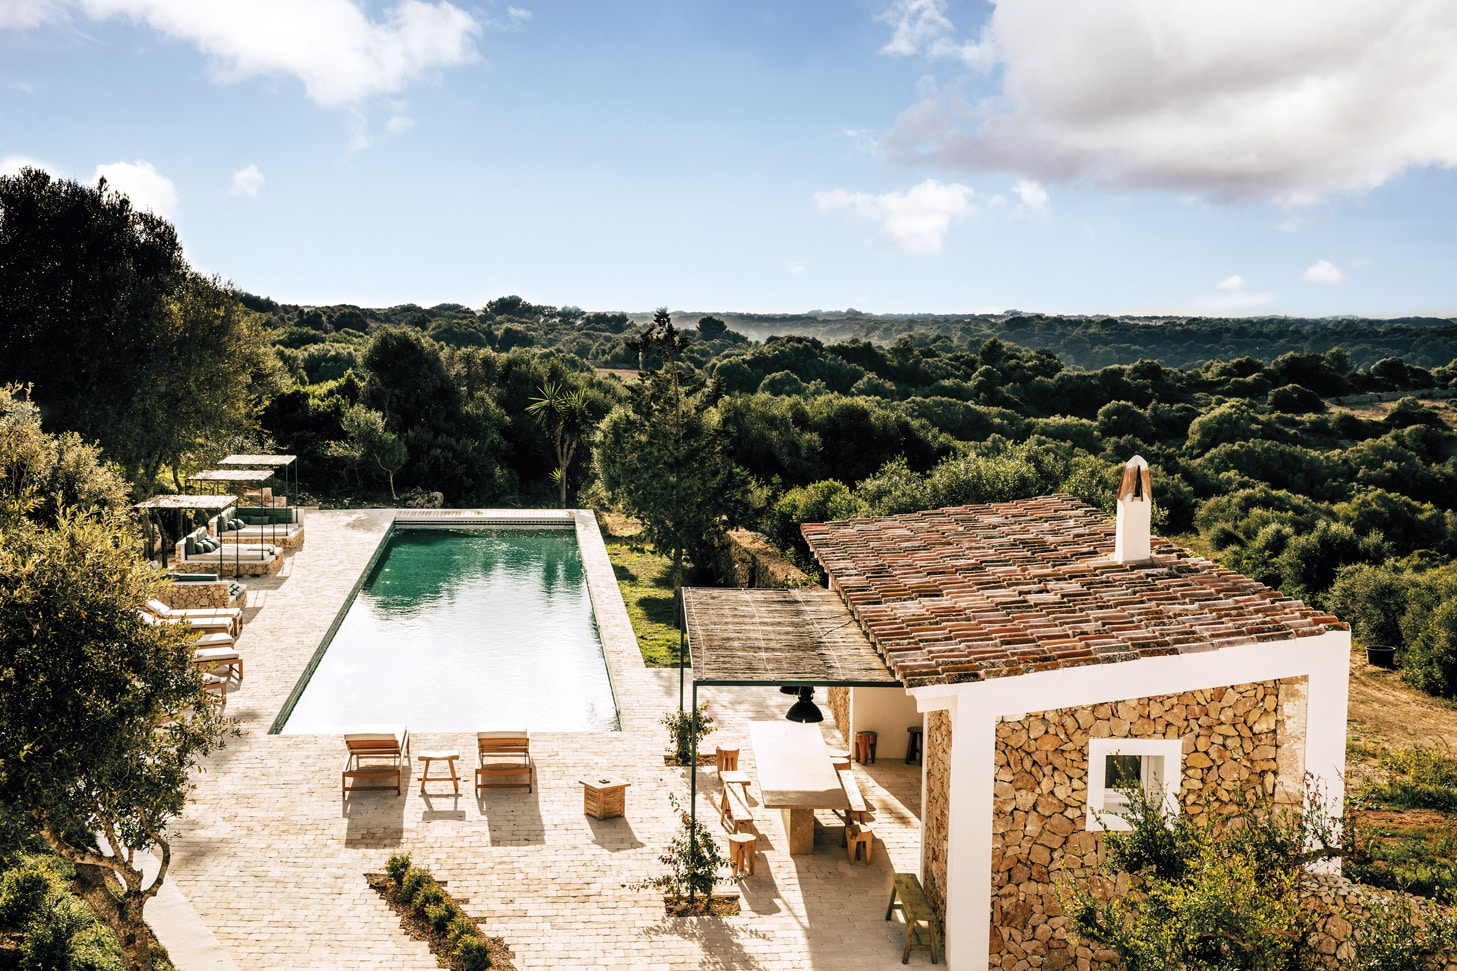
677;587;901;839
218;454;298;501
131;493;238;566
186;468;275;493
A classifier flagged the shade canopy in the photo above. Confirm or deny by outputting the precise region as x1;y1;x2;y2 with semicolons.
218;454;297;469
681;587;901;688
131;494;238;511
188;469;276;484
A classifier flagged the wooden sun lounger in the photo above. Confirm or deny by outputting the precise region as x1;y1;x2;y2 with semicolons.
146;599;242;636
475;727;534;792
343;726;410;795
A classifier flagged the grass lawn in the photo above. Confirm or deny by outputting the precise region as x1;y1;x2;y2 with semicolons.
599;514;682;667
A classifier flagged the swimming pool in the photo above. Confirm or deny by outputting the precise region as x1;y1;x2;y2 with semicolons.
279;524;620;733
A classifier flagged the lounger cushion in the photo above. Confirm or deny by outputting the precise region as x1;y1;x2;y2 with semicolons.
344;726;407;744
478;727;529;739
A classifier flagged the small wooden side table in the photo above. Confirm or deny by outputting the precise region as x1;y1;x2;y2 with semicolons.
578;776;630;819
417;750;460;794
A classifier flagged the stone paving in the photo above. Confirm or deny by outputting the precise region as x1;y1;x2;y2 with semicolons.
167;510;932;970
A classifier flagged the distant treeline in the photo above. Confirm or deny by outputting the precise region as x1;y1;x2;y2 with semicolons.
242;291;1456;372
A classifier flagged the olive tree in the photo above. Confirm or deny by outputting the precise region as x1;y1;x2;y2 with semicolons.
0;387;230;971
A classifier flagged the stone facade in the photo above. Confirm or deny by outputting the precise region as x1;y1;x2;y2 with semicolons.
922;709;952;925
1301;874;1457;970
988;678;1301;970
826;686;850;743
159;581;241;610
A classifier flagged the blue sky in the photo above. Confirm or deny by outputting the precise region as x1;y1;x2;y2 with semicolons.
2;0;1455;317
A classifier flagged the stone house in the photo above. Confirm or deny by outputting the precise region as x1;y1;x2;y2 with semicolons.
802;457;1350;971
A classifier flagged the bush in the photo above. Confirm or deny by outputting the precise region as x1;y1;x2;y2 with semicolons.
0;866;53;929
446;915;478;945
18;897;91;971
398;868;430;906
662;702;714;765
1353;891;1457;971
385;852;412;886
413;885;444;916
425;900;457;934
456;934;493;971
634;793;733;902
1327;564;1413;647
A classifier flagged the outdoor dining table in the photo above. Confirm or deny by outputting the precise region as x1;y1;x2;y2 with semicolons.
747;719;850;855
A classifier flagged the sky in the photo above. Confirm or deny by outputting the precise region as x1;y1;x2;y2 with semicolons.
2;0;1456;318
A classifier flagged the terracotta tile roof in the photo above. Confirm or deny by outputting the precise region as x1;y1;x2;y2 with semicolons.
800;495;1346;688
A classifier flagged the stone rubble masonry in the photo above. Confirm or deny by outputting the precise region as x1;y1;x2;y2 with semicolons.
1301;874;1457;970
986;677;1298;970
827;686;851;743
158;581;236;610
922;709;952;926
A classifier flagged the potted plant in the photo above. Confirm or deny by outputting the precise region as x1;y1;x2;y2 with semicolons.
633;794;739;915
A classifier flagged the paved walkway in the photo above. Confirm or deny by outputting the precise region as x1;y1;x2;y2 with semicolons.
165;510;930;970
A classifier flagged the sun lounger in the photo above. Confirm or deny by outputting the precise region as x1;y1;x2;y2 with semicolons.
145;599;241;636
343;726;410;795
475;727;534;792
192;646;243;682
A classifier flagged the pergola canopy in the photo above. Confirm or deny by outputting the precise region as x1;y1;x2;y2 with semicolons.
131;494;238;511
218;454;297;469
188;469;276;484
681;587;901;687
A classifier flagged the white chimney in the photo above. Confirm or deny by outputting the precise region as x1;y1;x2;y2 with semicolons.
1114;455;1152;565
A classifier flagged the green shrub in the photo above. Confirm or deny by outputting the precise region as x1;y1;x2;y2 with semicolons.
412;885;444;916
385;852;412;886
1353;891;1457;971
424;900;456;934
0;866;54;930
455;934;492;971
446;915;478;945
398;868;430;906
661;702;714;766
18;896;90;971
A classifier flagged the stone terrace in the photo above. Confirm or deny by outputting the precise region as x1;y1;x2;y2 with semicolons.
167;510;930;970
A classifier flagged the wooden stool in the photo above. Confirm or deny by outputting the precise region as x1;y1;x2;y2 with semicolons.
716;746;751;797
417;750;460;794
727;832;757;876
905;727;923;765
847;823;875;865
886;872;940;964
855;730;878;764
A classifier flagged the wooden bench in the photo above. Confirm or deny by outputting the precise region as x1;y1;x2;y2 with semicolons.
837;764;870;823
719;785;754;833
885;872;940;964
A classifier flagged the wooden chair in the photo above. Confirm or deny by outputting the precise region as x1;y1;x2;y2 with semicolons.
715;746;751;798
342;726;410;796
476;727;534;792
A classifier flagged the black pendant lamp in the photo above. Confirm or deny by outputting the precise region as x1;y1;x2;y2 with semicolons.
785;686;824;723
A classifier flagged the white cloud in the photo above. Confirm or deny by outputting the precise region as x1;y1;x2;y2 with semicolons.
880;0;995;70
881;0;1457;203
506;6;530;25
228;163;263;197
1302;259;1347;285
786;262;807;276
0;0;56;28
1;154;49;176
815;178;976;254
1197;274;1275;309
386;114;415;134
93;159;177;217
1011;178;1049;216
41;0;480;108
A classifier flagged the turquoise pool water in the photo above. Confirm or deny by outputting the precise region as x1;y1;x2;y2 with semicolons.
281;526;619;733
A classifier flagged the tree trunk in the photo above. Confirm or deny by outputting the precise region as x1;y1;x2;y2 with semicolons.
71;863;157;971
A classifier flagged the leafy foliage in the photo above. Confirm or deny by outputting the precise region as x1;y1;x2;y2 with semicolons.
634;793;734;903
662;702;715;766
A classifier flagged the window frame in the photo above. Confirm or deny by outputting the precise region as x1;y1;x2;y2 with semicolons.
1085;737;1184;832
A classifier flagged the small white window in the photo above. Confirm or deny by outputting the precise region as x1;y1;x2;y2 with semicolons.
1086;737;1183;832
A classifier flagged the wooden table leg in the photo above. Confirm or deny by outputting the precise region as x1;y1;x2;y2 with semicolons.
782;807;816;854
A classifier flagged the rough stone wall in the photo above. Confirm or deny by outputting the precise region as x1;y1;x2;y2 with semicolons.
923;709;952;925
1301;874;1457;970
990;679;1297;970
159;581;237;609
708;529;808;588
827;687;851;743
